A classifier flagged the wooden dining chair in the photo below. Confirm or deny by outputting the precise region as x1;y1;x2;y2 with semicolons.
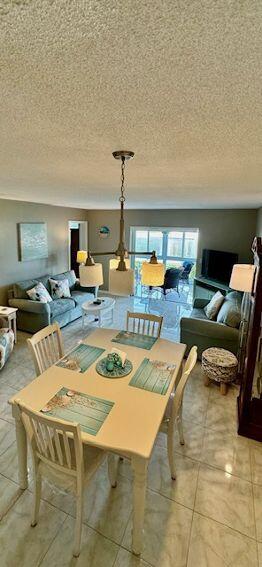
126;311;163;338
16;401;117;558
27;322;64;376
160;346;198;479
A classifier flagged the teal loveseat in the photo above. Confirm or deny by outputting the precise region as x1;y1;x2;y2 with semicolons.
180;292;241;359
8;270;95;333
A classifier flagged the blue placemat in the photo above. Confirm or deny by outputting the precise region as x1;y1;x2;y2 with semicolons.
56;343;105;373
41;387;114;436
112;330;157;350
129;358;176;395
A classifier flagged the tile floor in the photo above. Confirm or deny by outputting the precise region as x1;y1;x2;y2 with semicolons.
0;293;261;566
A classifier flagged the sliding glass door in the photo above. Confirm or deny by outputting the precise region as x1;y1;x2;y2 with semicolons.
130;227;199;296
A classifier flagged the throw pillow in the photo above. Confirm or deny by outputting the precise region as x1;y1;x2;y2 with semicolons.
204;291;225;320
49;278;71;299
217;294;242;328
26;282;52;303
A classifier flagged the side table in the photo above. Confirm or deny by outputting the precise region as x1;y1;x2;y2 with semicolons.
202;347;238;395
0;306;18;343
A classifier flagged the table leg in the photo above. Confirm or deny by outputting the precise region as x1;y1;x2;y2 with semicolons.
98;312;102;327
13;408;28;489
13;315;17;343
220;382;227;395
131;455;147;556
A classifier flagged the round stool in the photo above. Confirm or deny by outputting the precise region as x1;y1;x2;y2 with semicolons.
202;347;238;395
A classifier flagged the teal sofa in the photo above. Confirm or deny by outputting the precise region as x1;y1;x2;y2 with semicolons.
180;292;241;359
8;270;95;333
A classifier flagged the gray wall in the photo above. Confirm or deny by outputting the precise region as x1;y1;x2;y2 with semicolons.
86;209;257;289
0;199;87;305
257;208;262;237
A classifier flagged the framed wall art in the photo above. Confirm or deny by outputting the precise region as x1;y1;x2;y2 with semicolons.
18;222;48;261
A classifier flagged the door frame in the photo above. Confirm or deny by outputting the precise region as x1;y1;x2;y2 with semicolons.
68;221;88;270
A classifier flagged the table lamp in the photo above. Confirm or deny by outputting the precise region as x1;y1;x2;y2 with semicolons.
77;250;87;266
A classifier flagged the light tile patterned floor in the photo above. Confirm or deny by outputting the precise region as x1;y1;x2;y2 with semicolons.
0;293;261;566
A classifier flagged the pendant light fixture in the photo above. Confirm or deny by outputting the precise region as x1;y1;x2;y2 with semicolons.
79;151;164;295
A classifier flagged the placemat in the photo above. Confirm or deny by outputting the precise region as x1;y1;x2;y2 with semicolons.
41;387;114;436
112;330;157;350
129;358;176;395
56;343;105;373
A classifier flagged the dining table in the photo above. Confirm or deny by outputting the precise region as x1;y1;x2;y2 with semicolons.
9;327;186;555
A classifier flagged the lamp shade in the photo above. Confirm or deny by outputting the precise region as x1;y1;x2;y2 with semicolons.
79;264;103;287
109;268;134;296
229;264;256;292
77;250;87;264
141;262;165;286
109;258;130;270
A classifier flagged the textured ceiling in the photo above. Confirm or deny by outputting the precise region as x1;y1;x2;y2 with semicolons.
0;1;262;209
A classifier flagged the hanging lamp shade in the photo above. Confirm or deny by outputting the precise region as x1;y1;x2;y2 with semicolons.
141;261;165;287
109;268;134;296
109;257;130;270
79;264;103;287
77;250;87;264
229;264;256;292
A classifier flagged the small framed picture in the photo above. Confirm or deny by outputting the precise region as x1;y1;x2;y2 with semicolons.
99;226;110;239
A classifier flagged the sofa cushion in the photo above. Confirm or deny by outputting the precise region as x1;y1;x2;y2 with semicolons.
52;270;77;291
13;279;39;299
204;291;225;320
71;290;94;307
217;291;242;328
49;298;75;318
35;275;51;292
191;308;209;321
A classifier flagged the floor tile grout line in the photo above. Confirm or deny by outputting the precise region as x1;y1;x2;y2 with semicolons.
193;508;258;543
185;463;201;567
37;512;69;567
118;447;256;487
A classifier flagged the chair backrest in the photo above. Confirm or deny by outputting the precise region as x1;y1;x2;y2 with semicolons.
172;346;197;417
126;311;163;338
27;322;64;376
17;401;83;479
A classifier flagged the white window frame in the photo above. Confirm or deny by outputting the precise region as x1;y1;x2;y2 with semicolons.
129;226;199;268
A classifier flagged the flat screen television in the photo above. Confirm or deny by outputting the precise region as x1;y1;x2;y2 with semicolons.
201;249;238;285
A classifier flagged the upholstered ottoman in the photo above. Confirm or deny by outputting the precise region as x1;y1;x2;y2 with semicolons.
0;327;15;370
202;347;238;395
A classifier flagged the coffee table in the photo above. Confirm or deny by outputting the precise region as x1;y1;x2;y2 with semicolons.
82;297;115;329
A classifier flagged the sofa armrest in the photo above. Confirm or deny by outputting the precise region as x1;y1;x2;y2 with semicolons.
180;316;239;340
74;280;96;295
193;298;209;309
9;298;51;315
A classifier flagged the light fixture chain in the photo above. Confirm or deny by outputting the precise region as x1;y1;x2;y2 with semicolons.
120;157;126;203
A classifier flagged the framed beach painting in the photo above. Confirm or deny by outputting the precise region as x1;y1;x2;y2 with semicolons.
18;222;48;261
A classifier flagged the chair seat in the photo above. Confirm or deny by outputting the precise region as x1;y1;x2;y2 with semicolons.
39;436;106;490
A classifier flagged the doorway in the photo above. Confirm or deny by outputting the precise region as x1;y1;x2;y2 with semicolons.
68;221;88;277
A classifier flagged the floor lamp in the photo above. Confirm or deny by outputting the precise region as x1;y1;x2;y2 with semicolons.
229;264;256;374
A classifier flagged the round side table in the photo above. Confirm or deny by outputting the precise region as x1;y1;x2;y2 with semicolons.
81;297;115;329
202;347;238;395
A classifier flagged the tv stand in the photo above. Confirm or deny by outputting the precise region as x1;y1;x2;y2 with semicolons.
193;276;230;301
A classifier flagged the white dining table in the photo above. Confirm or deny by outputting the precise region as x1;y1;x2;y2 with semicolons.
9;328;186;555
